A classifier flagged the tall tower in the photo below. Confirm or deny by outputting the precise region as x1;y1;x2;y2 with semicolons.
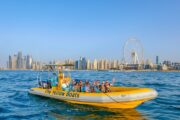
82;57;87;70
75;60;79;70
131;51;139;64
156;56;159;65
78;57;82;70
87;59;91;70
11;55;17;69
8;55;12;69
93;59;98;70
17;51;23;69
104;59;108;70
26;55;33;69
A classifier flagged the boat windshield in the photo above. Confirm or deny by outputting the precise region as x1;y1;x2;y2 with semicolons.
37;70;58;89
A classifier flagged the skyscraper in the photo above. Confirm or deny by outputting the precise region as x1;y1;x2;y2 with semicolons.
8;55;12;69
87;59;91;70
26;55;33;69
104;59;108;70
22;56;27;69
78;57;82;70
9;55;17;69
7;52;41;70
93;59;98;70
75;60;79;70
156;56;159;65
17;51;23;69
98;59;105;70
81;57;87;70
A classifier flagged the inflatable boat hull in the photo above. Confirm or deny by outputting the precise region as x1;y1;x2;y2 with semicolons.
29;87;158;109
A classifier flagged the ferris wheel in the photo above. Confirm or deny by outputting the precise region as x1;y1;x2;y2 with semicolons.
123;38;144;64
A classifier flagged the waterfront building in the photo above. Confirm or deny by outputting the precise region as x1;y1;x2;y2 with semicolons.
81;57;87;70
90;62;94;70
104;59;108;70
125;64;140;70
22;56;27;69
74;57;86;70
111;60;118;69
32;61;43;70
131;52;139;64
64;59;74;69
37;61;43;70
145;59;154;69
108;60;111;69
98;59;105;70
156;64;168;71
116;60;120;69
64;59;74;65
146;59;151;65
78;57;82;70
101;59;105;70
163;60;172;67
8;55;12;69
87;59;91;70
26;55;33;69
93;59;98;70
7;52;39;70
32;62;36;70
75;60;79;70
162;64;168;71
119;63;124;70
12;55;18;69
97;60;100;70
156;56;159;65
172;62;180;70
110;60;113;69
9;55;17;70
17;51;23;69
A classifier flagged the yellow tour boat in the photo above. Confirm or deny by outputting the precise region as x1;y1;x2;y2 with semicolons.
29;64;158;109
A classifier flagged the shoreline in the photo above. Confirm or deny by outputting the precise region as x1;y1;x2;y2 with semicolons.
0;69;180;72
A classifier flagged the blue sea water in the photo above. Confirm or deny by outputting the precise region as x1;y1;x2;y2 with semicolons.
0;71;179;120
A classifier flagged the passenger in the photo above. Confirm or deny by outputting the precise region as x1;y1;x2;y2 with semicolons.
72;80;76;86
101;81;106;93
70;79;76;91
97;80;102;91
79;80;83;92
38;80;42;88
47;80;52;89
105;80;111;92
96;80;100;86
94;80;100;93
74;82;80;92
90;81;96;92
85;81;90;92
42;81;47;89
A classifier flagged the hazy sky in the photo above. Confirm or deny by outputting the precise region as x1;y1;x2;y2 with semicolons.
0;0;180;67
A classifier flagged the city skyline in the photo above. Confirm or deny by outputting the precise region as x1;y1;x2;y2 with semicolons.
4;51;180;71
0;0;180;67
7;51;43;70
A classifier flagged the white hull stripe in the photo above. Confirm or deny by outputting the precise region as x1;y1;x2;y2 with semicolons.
29;90;158;103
